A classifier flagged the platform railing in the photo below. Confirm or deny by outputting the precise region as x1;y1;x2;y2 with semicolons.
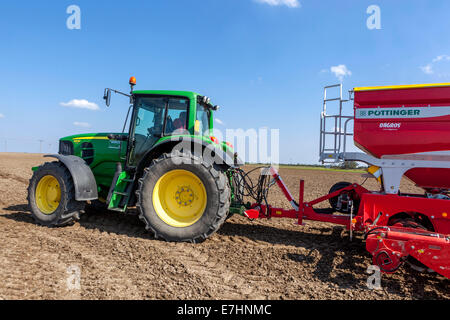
319;84;354;164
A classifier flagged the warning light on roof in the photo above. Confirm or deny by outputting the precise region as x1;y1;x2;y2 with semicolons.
129;77;136;86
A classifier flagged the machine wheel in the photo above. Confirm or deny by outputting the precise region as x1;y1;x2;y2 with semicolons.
328;181;359;214
27;161;85;227
136;151;231;243
389;216;434;273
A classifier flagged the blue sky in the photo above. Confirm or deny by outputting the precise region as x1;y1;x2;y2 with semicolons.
1;0;450;163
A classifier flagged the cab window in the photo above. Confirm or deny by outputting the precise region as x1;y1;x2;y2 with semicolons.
165;98;189;135
196;103;211;135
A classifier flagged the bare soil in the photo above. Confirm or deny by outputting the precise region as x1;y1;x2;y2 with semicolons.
0;153;448;300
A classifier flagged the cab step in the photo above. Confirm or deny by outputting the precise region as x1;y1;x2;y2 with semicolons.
106;163;135;213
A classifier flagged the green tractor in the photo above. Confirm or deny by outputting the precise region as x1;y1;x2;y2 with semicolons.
27;77;243;243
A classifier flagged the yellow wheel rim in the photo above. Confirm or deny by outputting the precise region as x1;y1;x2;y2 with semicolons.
153;170;207;228
35;175;61;215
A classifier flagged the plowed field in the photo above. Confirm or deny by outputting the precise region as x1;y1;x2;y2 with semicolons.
0;153;448;300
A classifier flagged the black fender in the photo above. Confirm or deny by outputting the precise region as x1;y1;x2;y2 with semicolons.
44;154;98;201
136;136;243;175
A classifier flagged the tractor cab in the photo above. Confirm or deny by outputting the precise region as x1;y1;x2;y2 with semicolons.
103;78;222;169
127;91;216;167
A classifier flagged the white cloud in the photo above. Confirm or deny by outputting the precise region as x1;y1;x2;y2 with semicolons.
0;114;4;119
73;121;91;128
330;64;352;82
254;0;301;8
215;118;224;125
60;99;100;111
433;55;450;63
421;64;433;75
421;55;450;75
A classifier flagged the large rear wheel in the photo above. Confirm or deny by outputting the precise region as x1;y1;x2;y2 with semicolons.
27;161;85;227
136;151;231;243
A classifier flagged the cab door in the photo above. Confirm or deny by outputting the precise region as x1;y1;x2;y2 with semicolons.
127;95;190;168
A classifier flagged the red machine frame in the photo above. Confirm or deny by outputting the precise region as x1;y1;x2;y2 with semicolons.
244;167;450;279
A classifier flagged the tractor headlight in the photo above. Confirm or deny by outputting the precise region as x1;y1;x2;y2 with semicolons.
59;140;74;155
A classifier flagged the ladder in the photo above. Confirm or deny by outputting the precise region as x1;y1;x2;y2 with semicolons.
319;84;354;163
106;163;134;212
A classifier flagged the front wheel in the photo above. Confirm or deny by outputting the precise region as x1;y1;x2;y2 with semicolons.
27;161;85;227
136;151;231;243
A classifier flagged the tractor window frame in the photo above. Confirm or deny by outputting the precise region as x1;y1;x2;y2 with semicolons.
130;94;191;135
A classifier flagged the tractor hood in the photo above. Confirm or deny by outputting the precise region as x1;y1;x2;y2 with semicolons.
58;133;128;167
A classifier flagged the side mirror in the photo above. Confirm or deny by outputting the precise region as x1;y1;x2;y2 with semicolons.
103;88;111;107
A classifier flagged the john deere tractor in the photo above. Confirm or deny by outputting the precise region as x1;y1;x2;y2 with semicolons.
27;77;242;243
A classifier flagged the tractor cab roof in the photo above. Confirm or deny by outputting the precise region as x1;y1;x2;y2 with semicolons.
132;90;199;99
132;90;217;110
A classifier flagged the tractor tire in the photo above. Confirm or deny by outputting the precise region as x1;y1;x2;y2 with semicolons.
27;161;85;227
136;151;231;243
328;181;360;214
